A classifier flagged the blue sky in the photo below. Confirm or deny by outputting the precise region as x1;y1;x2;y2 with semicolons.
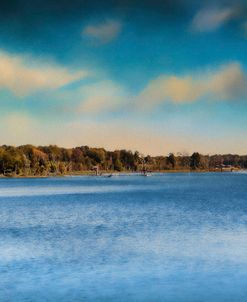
0;0;247;155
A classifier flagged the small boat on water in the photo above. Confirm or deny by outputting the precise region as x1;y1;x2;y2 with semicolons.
142;170;152;177
104;173;119;177
143;173;151;176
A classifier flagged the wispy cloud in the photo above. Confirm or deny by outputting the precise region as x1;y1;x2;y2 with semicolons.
136;62;247;108
0;50;87;97
77;81;125;114
58;62;247;115
82;20;122;44
191;6;240;32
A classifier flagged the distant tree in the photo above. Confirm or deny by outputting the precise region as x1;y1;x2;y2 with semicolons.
176;152;190;169
114;158;123;171
58;162;66;174
49;162;57;174
0;144;246;176
167;153;176;169
190;152;201;170
120;150;136;170
71;148;84;163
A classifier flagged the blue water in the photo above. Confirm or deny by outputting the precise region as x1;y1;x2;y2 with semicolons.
0;173;247;302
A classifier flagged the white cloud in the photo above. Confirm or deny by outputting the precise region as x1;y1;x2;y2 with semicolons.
0;50;87;97
136;62;247;108
82;20;122;43
191;6;239;32
56;62;246;115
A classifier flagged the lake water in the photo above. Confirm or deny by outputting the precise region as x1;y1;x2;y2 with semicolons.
0;173;247;302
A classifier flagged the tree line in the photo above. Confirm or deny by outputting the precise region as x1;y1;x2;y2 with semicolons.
0;144;246;176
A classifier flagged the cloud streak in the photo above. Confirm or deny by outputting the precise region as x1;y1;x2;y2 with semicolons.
56;62;247;115
136;62;247;108
0;50;87;97
191;6;241;32
82;20;122;44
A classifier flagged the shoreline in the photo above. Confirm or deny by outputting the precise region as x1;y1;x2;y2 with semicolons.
0;169;242;179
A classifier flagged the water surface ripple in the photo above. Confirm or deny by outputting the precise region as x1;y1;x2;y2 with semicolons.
0;173;247;301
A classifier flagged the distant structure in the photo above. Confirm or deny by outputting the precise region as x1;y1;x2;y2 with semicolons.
92;165;99;176
216;164;235;172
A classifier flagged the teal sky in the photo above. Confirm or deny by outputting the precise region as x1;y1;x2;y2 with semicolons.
0;0;247;155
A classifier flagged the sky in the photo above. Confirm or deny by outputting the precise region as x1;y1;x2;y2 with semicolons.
0;0;247;155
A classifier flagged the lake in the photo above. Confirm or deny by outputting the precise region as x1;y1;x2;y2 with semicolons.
0;173;247;301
